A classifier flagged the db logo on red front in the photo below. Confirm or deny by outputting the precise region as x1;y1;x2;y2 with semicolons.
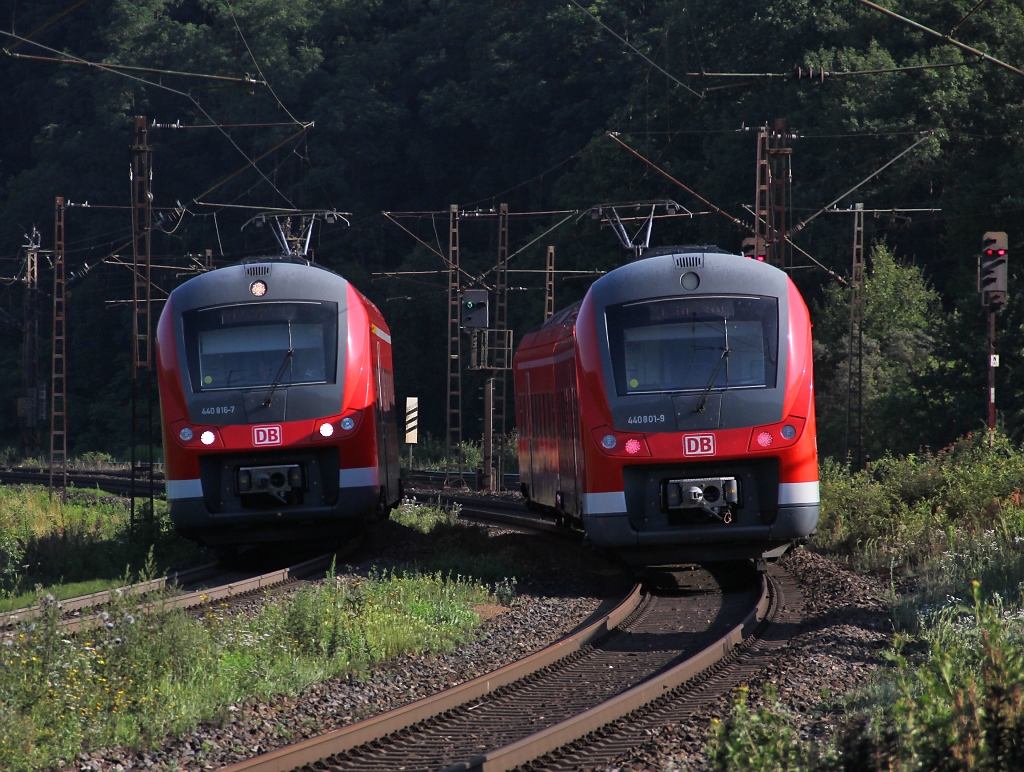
253;425;282;446
683;434;715;456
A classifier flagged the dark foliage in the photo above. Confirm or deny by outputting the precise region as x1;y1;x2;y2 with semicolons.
2;0;1023;459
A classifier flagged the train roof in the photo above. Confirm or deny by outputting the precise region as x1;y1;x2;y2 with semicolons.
637;244;733;259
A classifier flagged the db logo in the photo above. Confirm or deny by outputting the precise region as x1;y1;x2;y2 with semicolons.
683;434;715;456
253;425;282;446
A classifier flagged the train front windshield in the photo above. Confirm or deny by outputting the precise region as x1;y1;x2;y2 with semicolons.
606;296;778;396
182;301;339;392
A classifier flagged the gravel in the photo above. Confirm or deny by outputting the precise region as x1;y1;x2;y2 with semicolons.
67;523;894;772
68;517;626;771
598;547;894;771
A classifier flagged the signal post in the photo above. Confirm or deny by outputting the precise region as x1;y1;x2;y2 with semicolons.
980;231;1008;441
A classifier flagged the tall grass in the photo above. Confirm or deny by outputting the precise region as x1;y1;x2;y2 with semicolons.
0;486;201;606
0;498;518;770
707;431;1024;771
814;432;1024;606
0;562;503;770
401;431;519;474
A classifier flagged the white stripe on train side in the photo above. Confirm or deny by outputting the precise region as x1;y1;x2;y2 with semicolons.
778;481;819;505
340;466;379;488
166;479;203;500
582;491;627;515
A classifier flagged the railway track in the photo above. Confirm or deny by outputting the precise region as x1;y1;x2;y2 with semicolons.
0;467;164;497
0;466;552;535
216;562;803;772
0;549;348;636
0;468;523;499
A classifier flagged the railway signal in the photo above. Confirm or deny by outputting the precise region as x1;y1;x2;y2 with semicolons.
980;231;1008;310
741;236;766;262
461;289;489;328
980;231;1009;443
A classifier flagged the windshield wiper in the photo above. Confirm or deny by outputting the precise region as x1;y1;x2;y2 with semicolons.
695;319;729;413
262;348;293;407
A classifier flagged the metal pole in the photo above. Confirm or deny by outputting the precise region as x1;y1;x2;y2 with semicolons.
988;307;996;443
22;229;41;458
50;197;68;499
492;204;510;491
845;204;865;468
544;246;555;320
483;378;493;491
445;205;464;487
130;115;155;524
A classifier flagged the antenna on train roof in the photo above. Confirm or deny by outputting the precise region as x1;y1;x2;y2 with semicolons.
241;209;351;260
583;199;688;260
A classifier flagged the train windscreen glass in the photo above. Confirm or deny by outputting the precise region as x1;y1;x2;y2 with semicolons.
182;302;338;392
606;296;778;395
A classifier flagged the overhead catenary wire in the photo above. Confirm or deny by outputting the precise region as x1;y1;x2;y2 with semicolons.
3;50;268;86
566;0;704;100
224;0;300;125
0;30;303;209
786;132;935;237
854;0;1024;78
605;133;748;231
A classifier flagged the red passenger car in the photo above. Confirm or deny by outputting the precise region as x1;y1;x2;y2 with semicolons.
514;246;817;567
156;256;401;550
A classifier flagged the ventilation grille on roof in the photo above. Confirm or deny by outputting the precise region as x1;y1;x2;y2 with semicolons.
246;264;272;277
674;255;704;268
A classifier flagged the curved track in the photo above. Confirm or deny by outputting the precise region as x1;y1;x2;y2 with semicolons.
217;562;804;772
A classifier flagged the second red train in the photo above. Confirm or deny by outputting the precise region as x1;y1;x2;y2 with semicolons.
514;246;818;567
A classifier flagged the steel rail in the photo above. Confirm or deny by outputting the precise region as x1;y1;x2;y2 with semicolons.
61;551;341;635
3;552;340;636
217;584;645;772
0;561;219;629
218;573;772;772
446;573;772;771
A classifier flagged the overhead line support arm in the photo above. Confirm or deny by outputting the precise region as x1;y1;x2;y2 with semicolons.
605;133;749;231
855;0;1024;77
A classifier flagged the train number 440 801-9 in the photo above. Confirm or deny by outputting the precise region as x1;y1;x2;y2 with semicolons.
627;414;666;425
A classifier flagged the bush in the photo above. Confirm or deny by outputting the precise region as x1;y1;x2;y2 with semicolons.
0;561;496;770
705;684;817;771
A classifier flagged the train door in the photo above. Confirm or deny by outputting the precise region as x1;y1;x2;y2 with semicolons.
555;348;579;515
524;372;535;493
374;340;393;504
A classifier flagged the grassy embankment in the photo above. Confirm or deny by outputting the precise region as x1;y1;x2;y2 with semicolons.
0;490;525;771
709;431;1024;771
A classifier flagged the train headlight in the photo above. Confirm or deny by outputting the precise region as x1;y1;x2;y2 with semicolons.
749;416;806;451
250;280;268;297
319;422;335;437
601;434;617;449
340;416;356;431
179;427;194;442
200;430;216;446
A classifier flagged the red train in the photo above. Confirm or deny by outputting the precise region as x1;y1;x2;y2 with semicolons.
514;246;818;567
156;256;401;550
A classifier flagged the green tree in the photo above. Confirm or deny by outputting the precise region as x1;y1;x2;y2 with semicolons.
814;242;947;461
